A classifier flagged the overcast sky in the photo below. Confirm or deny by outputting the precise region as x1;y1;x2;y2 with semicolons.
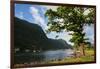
15;3;94;45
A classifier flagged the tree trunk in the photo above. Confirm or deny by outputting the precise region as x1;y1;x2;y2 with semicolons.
73;47;77;57
79;43;85;56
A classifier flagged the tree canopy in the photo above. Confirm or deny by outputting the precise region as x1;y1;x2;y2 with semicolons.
45;6;95;56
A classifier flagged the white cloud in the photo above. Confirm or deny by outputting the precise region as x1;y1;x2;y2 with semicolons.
47;32;73;45
30;6;39;15
88;35;94;44
40;6;47;15
19;12;24;19
58;32;73;45
84;25;94;44
29;6;48;30
29;5;58;31
16;12;24;19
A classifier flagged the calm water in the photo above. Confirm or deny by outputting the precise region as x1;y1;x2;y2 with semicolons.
15;49;74;64
41;49;74;61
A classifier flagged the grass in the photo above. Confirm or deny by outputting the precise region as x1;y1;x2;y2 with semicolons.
48;49;95;64
14;49;95;67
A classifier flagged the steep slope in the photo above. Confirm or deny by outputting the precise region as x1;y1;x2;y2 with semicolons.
14;17;72;53
14;17;48;52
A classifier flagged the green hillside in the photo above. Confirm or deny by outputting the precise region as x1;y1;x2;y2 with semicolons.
14;17;72;53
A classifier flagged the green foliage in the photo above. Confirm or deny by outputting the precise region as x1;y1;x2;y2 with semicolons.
45;6;95;47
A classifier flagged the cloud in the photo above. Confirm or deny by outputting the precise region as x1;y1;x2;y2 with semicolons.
47;32;73;45
30;6;39;15
29;6;48;30
19;12;24;19
88;35;94;44
58;32;73;45
40;6;47;15
29;5;58;31
15;12;24;19
84;25;94;43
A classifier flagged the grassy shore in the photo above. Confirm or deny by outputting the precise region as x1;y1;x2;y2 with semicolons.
48;49;95;64
14;49;95;68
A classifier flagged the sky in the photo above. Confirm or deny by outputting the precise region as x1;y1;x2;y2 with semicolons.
14;3;94;45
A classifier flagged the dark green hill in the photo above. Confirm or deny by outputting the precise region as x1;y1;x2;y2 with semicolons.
14;17;72;53
48;39;72;49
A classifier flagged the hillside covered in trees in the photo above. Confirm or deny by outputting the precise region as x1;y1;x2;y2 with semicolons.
14;17;72;53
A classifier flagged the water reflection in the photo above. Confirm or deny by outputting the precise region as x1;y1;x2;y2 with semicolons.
42;49;74;61
14;49;74;64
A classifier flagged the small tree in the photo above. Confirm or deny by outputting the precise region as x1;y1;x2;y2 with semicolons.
45;6;95;56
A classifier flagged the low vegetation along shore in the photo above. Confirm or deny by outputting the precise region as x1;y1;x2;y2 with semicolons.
14;48;94;68
48;49;94;64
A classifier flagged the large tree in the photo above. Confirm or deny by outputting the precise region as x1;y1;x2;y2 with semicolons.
45;6;95;56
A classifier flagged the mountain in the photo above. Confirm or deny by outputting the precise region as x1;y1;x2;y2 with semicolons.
14;17;72;53
47;39;72;49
